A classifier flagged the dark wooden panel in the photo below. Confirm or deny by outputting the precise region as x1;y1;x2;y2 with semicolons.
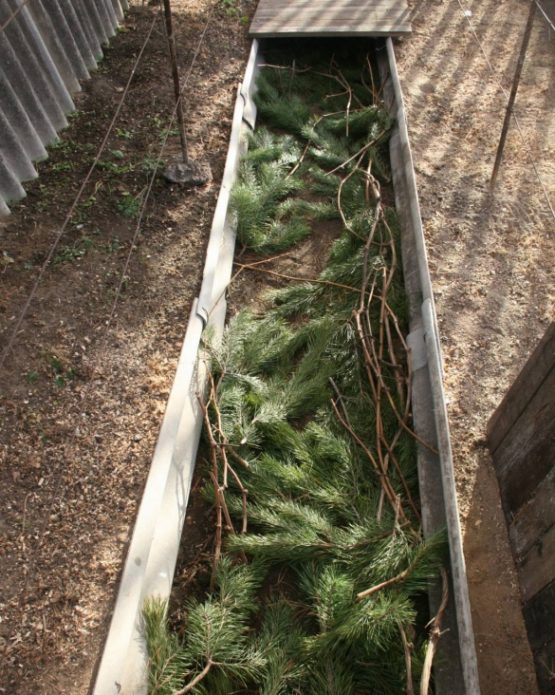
491;365;555;516
523;579;555;694
524;579;555;652
510;466;555;559
250;0;411;37
533;637;555;694
488;323;555;454
518;523;555;602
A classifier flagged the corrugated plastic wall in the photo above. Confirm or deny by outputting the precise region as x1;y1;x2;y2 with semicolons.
0;0;129;216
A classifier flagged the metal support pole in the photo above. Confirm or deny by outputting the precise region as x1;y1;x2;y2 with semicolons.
162;0;189;163
490;0;536;188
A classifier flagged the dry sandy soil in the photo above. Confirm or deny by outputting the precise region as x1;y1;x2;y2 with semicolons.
0;0;552;693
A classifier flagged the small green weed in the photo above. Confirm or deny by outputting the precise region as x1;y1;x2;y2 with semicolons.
49;138;80;154
142;155;164;174
116;128;133;140
105;238;123;254
48;355;76;387
51;162;73;173
48;355;63;373
221;0;242;16
25;370;39;384
149;114;164;129
53;236;94;264
159;127;180;142
98;150;134;175
117;191;142;218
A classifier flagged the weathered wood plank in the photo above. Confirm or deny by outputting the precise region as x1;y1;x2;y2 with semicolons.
491;364;555;516
255;1;406;8
250;0;411;37
510;465;555;559
523;579;555;652
518;522;555;602
523;579;555;694
488;322;555;454
533;637;555;695
251;26;412;37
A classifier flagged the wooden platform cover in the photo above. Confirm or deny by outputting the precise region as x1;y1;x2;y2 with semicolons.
249;0;411;37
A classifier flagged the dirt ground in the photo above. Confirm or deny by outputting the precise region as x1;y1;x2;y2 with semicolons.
0;0;552;694
0;1;253;692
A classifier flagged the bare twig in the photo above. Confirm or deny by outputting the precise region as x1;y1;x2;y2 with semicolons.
399;622;415;695
173;658;214;695
356;553;419;600
420;568;449;695
331;398;407;523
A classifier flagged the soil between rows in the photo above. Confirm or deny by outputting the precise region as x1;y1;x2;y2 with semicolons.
0;2;253;692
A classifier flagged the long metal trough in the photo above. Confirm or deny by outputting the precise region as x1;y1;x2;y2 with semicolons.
93;38;480;694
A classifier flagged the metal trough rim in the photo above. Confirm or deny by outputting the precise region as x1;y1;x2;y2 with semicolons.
379;36;480;694
93;37;480;694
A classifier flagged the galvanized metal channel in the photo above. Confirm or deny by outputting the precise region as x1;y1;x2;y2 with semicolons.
93;37;480;695
0;0;129;216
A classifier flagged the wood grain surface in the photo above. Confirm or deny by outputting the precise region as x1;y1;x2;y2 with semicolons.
250;0;411;37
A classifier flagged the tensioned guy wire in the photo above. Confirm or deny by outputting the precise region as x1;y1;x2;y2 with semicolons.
535;0;555;32
104;2;217;331
0;0;34;32
454;0;555;223
0;11;160;370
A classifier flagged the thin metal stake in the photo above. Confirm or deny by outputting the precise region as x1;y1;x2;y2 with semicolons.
162;0;189;163
490;0;536;188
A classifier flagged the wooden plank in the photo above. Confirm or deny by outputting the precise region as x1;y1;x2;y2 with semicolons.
518;522;555;602
250;0;411;37
510;465;555;560
491;365;555;516
488;322;555;453
251;27;412;38
250;27;411;38
523;579;555;694
255;1;407;8
533;637;555;694
523;579;555;652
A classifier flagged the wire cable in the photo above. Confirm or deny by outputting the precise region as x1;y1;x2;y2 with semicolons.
535;0;555;32
0;0;34;32
454;0;555;222
104;1;217;330
0;12;159;370
28;2;217;508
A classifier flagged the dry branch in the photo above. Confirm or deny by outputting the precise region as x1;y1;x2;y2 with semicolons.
420;568;449;695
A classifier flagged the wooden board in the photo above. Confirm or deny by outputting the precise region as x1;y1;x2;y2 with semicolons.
491;364;555;516
519;523;555;602
523;579;555;694
488;322;555;454
510;466;555;559
250;0;411;37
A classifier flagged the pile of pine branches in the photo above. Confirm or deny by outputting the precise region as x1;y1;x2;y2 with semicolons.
145;44;447;695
